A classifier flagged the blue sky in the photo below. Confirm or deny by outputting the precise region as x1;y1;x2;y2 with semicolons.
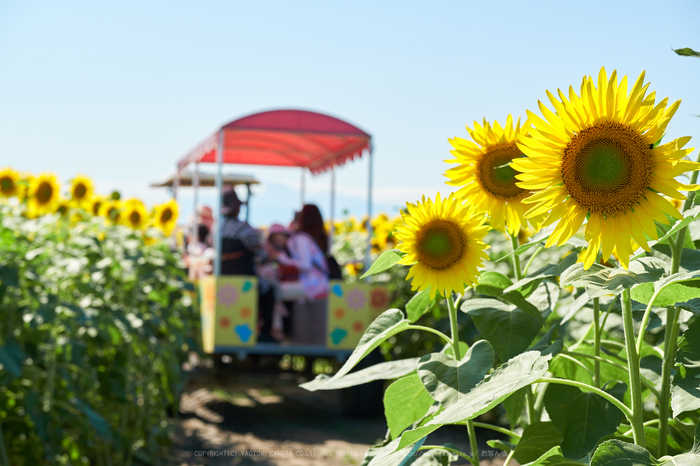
1;1;699;226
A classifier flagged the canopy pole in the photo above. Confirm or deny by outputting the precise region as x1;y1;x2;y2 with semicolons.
193;162;200;243
245;183;252;223
329;167;336;253
214;131;224;277
365;148;374;278
173;165;180;201
300;168;306;208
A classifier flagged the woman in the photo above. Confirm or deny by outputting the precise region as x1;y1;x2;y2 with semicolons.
269;204;329;344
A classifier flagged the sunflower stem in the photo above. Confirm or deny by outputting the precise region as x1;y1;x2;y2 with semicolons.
447;293;479;466
509;234;523;281
621;288;645;447
658;155;699;456
522;245;543;276
526;387;537;425
407;325;453;347
658;306;680;457
446;294;462;360
593;297;601;388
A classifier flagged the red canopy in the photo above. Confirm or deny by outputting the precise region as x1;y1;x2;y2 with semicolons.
178;109;372;175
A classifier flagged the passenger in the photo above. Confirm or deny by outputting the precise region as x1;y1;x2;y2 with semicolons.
219;188;276;342
267;204;329;345
197;205;215;241
260;224;296;341
187;223;214;281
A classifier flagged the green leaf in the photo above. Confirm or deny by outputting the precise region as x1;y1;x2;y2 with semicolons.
488;439;516;454
366;437;426;466
464;299;544;361
417;340;494;406
672;317;700;417
72;397;113;441
407;448;457;465
654;205;700;247
384;374;435;439
406;289;439;323
514;422;564;465
502;388;527;430
631;270;700;308
505;254;578;296
0;340;24;377
590;440;655;466
522;446;585;465
528;281;561;316
674;47;700;58
475;271;513;297
362;249;403;278
301;357;419;391
497;226;585;264
304;309;411;390
560;257;666;299
544;382;625;460
397;351;552;450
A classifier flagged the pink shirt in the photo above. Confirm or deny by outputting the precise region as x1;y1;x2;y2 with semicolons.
277;232;329;299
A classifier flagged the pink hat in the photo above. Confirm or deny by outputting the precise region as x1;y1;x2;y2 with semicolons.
268;223;291;235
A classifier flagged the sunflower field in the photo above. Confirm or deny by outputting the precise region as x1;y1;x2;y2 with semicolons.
305;65;700;465
0;171;196;464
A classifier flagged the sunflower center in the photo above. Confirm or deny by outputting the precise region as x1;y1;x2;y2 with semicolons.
36;182;54;204
130;211;141;225
74;184;87;199
415;219;466;270
0;177;14;194
160;208;173;223
93;202;102;215
477;144;525;200
562;121;653;216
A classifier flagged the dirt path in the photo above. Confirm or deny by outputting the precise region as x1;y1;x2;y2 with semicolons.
170;366;513;465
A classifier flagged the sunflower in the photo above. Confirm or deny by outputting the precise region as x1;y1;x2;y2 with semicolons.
99;199;122;225
445;116;540;236
69;175;94;208
0;168;21;199
512;68;698;269
56;199;72;218
27;173;61;216
121;198;149;230
395;193;490;299
89;196;106;216
153;199;179;235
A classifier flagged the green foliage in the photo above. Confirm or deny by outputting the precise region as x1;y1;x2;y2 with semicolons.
324;192;700;464
560;257;666;298
513;422;563;464
0;207;197;464
674;47;700;58
361;249;403;278
384;374;434;439
544;382;626;459
672;318;700;417
417;340;494;406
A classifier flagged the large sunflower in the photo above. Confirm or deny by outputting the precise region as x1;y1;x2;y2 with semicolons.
69;175;94;208
121;198;149;230
395;193;489;299
27;173;61;216
445;116;538;235
0;168;21;199
513;68;698;269
153;199;179;235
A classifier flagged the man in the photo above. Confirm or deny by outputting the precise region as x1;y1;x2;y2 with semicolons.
219;188;276;342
